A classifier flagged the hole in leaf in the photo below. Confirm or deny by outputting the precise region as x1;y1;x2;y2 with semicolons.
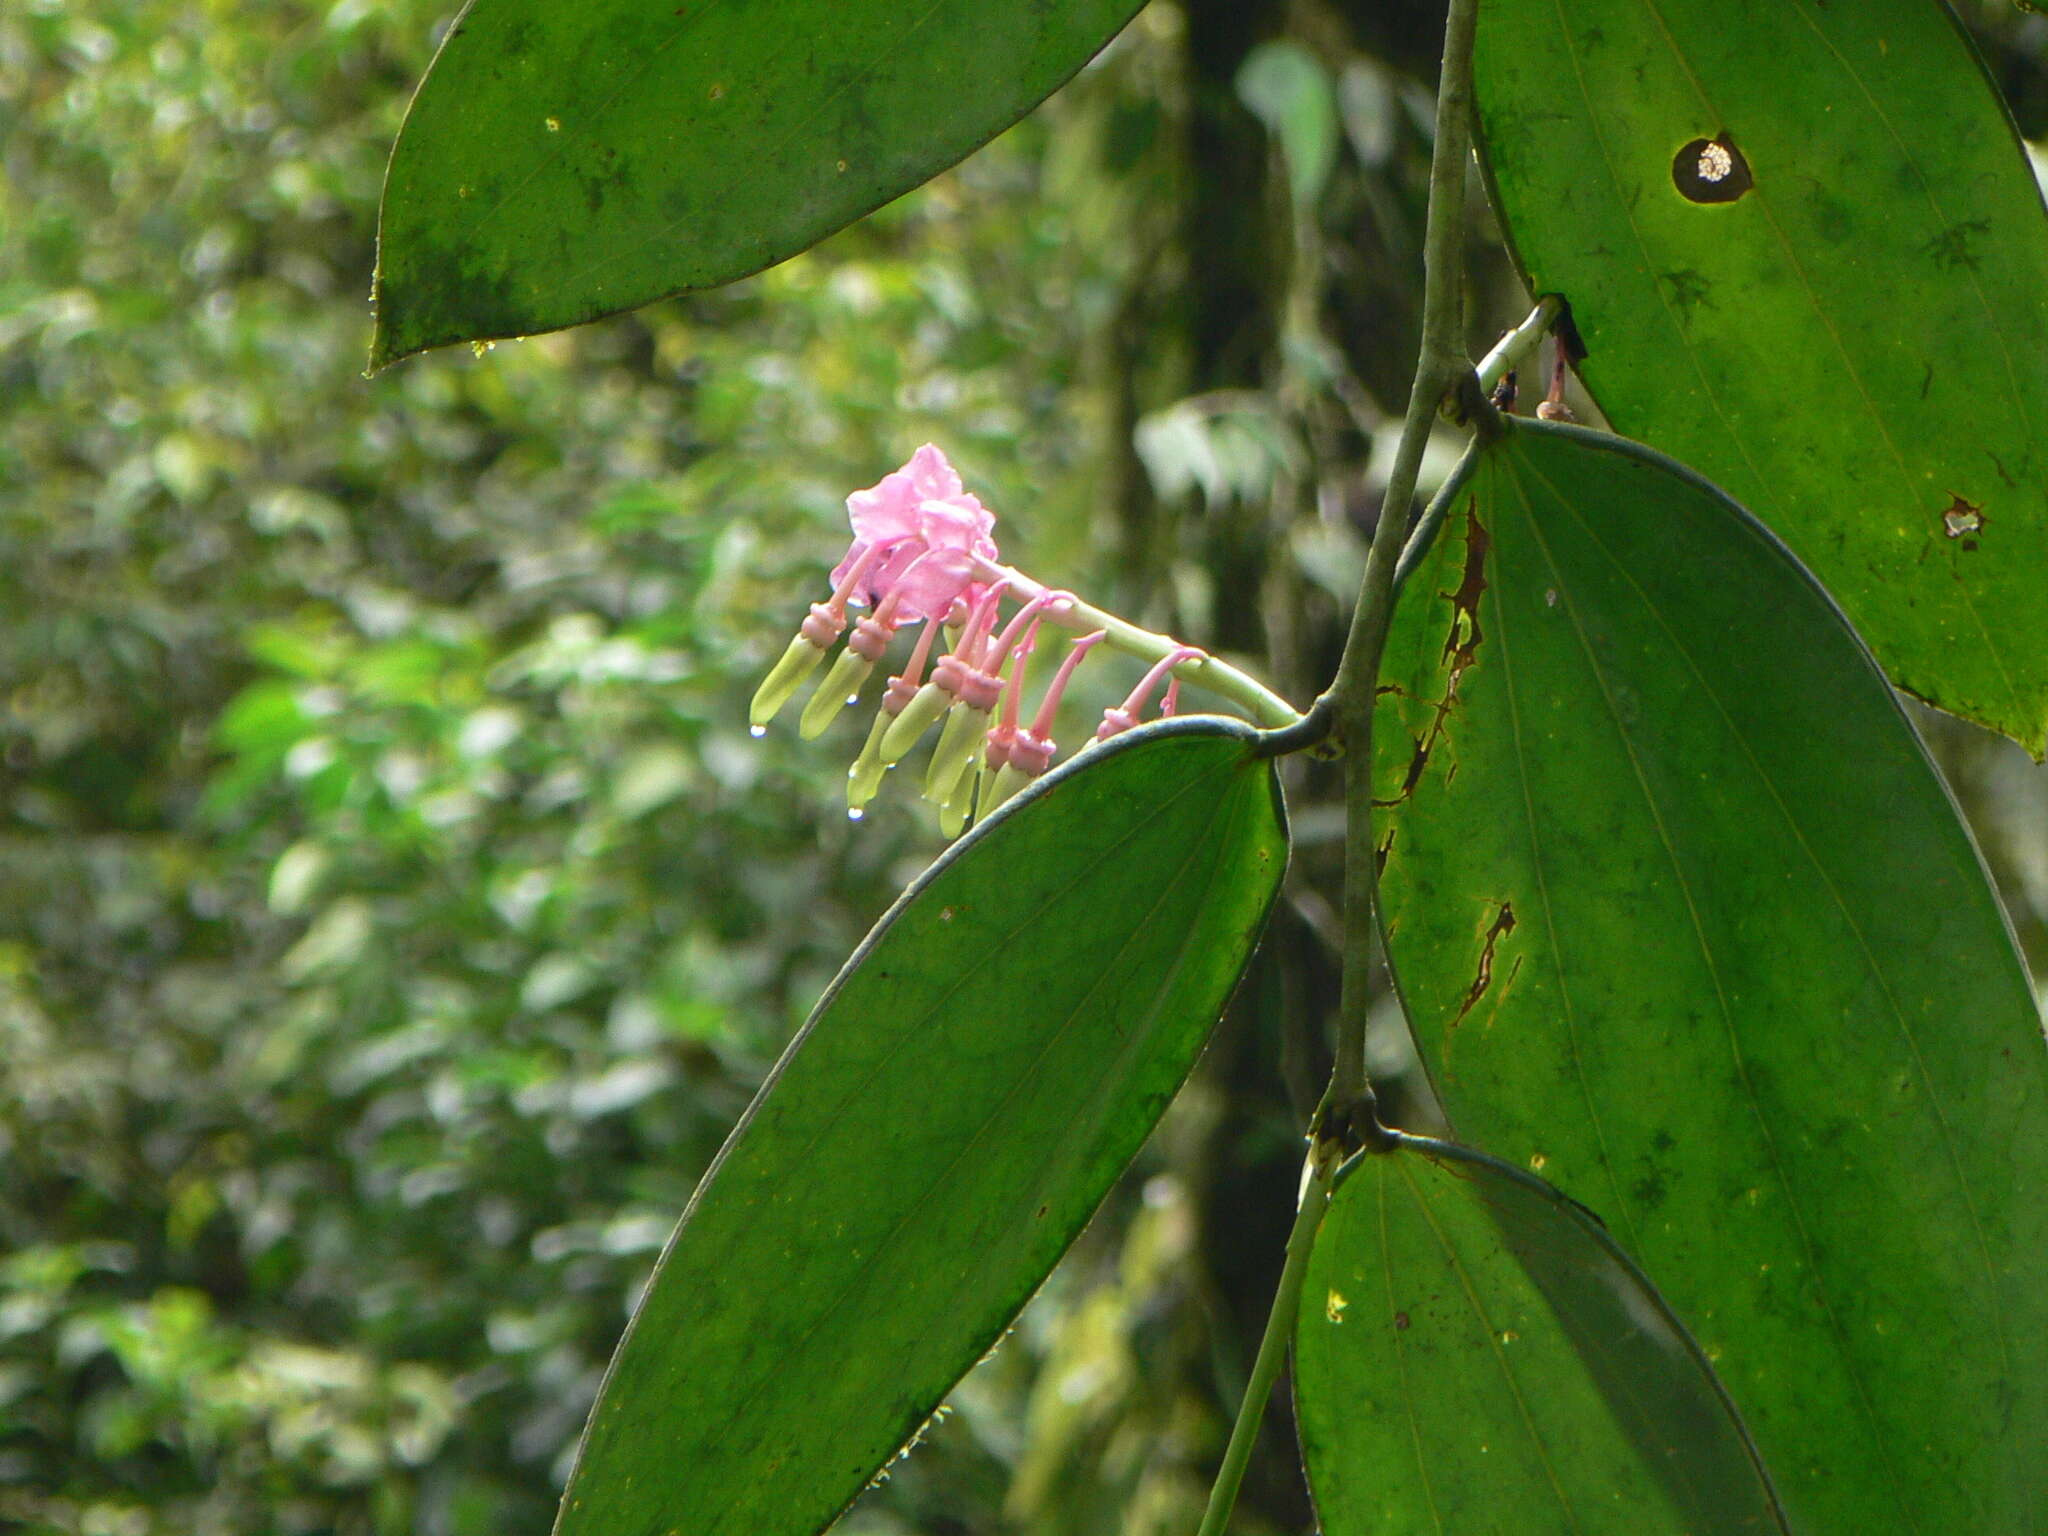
1672;134;1753;203
1942;495;1985;544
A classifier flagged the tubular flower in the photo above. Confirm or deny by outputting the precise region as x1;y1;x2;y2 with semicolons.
798;580;925;740
749;539;892;730
878;586;1005;777
1096;646;1205;743
977;591;1070;803
754;445;995;734
980;623;1044;778
985;631;1105;812
919;582;1012;808
847;615;946;814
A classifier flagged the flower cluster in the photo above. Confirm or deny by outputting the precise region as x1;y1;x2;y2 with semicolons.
751;446;1289;834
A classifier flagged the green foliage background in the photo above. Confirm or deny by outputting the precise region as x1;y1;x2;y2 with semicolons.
4;3;2047;1533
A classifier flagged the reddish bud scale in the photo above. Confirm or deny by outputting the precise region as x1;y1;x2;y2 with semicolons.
848;614;894;663
799;603;844;649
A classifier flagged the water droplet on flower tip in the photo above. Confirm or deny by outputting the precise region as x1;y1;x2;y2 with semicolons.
847;807;864;821
749;724;767;738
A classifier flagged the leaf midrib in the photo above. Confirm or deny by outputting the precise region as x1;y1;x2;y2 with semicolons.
1397;1153;1588;1535
707;764;1254;1533
1493;447;1922;1528
1513;437;2030;1530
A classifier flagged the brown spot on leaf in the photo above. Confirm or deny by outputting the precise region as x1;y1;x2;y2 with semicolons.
1457;904;1516;1015
1393;1310;1411;1331
1443;903;1521;1067
1379;511;1490;808
1672;134;1753;203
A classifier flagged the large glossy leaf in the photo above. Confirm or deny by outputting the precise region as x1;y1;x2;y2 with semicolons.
1296;1132;1789;1535
370;0;1143;366
1473;0;2048;750
1375;420;2048;1533
555;717;1286;1536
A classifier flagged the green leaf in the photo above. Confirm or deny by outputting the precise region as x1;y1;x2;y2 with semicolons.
1237;41;1339;212
370;0;1144;367
556;718;1287;1536
1473;1;2048;750
1375;420;2048;1534
1296;1132;1789;1535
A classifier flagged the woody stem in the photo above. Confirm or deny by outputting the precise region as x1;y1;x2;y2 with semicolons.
1316;0;1482;1145
1195;5;1484;1532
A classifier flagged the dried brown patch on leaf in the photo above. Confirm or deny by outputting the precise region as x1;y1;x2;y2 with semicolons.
1380;509;1491;808
1442;900;1522;1076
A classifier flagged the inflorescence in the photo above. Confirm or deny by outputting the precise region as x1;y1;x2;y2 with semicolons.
749;445;1298;835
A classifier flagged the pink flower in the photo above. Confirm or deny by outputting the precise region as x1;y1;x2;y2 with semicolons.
828;444;998;623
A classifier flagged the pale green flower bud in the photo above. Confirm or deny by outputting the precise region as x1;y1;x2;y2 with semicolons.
936;772;974;839
982;762;1032;814
923;703;987;806
798;649;875;740
879;681;952;765
846;711;895;814
749;635;828;731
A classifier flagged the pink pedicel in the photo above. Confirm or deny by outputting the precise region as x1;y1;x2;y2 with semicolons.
1096;646;1205;742
984;630;1107;811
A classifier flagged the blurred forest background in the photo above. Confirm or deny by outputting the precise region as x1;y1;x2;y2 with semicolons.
5;3;2048;1533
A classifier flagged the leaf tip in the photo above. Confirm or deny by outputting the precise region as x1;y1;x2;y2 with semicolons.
363;264;409;376
363;327;399;377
